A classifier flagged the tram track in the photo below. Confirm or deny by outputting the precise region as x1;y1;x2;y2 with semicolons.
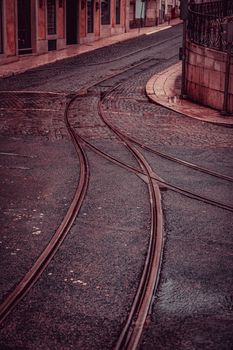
0;95;89;324
0;55;177;350
113;145;163;350
97;81;233;183
0;55;169;324
95;66;233;347
95;90;164;350
1;50;232;324
74;133;233;213
4;88;231;184
72;58;233;212
0;55;146;321
68;56;233;347
94;67;232;347
1;38;232;347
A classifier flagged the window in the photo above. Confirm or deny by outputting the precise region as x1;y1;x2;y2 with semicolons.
0;0;3;53
101;0;110;25
115;0;120;24
47;0;56;35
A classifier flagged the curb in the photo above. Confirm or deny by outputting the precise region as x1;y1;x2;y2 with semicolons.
0;20;182;79
146;62;233;127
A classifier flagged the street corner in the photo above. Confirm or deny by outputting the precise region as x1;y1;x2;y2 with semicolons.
146;61;233;127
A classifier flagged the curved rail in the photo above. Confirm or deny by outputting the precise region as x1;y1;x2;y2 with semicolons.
100;81;233;183
66;53;233;213
116;145;163;350
0;54;171;323
97;94;164;349
94;72;233;214
75;133;233;212
120;134;233;183
96;70;233;346
0;97;89;323
2;44;232;327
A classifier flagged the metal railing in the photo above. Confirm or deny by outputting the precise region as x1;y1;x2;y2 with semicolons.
187;0;233;52
190;1;233;18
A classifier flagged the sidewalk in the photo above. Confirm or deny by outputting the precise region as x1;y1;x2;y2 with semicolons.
2;17;228;127
146;62;233;126
0;18;182;78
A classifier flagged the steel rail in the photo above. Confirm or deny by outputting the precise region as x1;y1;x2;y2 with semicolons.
121;146;163;350
0;56;169;324
2;45;231;324
3;54;232;184
97;97;163;349
97;69;233;345
115;145;163;350
67;53;233;213
94;68;229;347
95;77;233;186
0;97;89;324
74;133;233;212
123;135;233;183
104;87;233;183
100;82;233;213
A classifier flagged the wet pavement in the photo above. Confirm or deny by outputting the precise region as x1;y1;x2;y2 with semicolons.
0;22;233;350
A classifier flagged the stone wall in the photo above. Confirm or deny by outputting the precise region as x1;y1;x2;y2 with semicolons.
186;40;233;113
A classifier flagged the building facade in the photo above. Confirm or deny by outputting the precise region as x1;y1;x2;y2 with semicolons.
185;0;233;113
129;0;179;28
0;0;129;64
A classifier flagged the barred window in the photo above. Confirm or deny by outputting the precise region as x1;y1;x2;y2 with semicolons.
47;0;56;35
116;0;120;24
101;0;110;25
0;0;3;53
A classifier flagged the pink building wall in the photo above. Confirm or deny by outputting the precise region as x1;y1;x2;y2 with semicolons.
186;40;233;113
0;0;129;64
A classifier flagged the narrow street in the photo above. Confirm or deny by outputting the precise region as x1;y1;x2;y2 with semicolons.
0;23;233;349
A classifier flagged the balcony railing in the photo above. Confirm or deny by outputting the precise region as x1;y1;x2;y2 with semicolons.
187;0;233;52
189;1;233;18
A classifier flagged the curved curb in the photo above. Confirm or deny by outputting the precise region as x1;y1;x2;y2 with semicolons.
146;62;233;127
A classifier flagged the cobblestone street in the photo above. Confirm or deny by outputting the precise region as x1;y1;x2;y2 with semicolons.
0;23;233;350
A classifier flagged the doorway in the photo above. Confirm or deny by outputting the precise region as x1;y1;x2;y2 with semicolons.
66;0;78;45
0;0;3;53
87;0;94;33
17;0;32;54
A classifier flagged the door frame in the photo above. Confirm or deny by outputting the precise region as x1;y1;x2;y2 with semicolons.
65;0;79;45
16;0;36;55
87;0;95;34
0;0;4;54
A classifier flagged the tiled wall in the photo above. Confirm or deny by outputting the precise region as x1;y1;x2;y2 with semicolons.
186;41;233;113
